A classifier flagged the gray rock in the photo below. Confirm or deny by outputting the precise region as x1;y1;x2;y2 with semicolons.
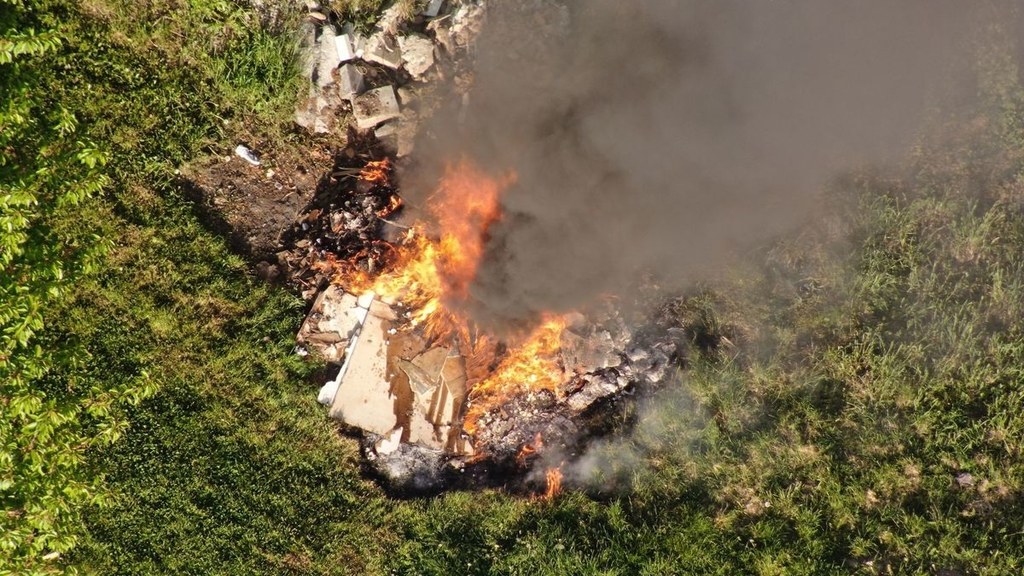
561;329;621;377
423;0;445;18
375;3;406;36
294;96;318;130
399;34;435;79
566;373;623;412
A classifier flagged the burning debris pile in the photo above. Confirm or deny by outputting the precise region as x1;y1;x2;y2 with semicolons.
287;150;682;496
279;1;684;496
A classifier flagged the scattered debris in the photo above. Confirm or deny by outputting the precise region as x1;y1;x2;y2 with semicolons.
280;0;673;497
234;144;261;166
290;0;476;136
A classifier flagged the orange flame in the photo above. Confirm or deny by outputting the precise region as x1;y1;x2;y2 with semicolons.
544;466;563;500
342;158;513;340
376;194;403;218
333;156;568;451
516;432;544;466
359;158;391;185
430;158;513;299
463;316;566;434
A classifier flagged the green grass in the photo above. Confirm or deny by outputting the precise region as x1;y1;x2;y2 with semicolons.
11;0;1024;573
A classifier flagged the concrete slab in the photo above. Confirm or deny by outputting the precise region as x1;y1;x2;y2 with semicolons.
423;0;445;18
352;86;401;130
337;63;365;101
362;32;403;70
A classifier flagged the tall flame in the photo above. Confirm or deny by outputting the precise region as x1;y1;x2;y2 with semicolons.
334;156;567;451
544;467;564;500
463;316;566;434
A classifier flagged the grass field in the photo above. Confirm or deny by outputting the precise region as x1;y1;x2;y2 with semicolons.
5;0;1024;574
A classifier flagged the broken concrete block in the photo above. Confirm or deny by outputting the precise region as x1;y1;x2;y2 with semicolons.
336;63;365;100
373;113;416;157
313;93;334;133
375;3;406;36
362;32;403;70
451;4;485;47
352;86;401;130
340;22;367;59
335;30;356;63
294;98;316;130
398;34;435;79
374;122;397;146
317;25;340;87
565;373;622;412
423;0;445;18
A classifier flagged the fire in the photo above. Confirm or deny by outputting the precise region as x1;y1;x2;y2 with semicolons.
544;467;563;500
344;157;514;341
359;158;391;185
464;316;566;434
376;194;403;218
429;157;512;299
516;432;544;466
333;155;569;457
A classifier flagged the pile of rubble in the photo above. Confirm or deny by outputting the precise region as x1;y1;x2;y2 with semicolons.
293;0;486;154
276;129;403;299
297;286;681;494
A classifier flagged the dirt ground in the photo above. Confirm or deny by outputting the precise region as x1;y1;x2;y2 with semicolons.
181;136;336;277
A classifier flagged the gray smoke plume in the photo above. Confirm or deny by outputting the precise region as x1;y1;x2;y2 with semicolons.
416;0;1001;329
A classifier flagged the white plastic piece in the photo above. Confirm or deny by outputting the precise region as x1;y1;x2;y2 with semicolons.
335;33;356;63
234;145;260;166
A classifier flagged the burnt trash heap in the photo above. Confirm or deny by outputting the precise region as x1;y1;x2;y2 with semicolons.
286;1;683;495
298;284;681;495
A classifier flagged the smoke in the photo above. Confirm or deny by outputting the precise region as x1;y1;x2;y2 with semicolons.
412;0;1000;329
